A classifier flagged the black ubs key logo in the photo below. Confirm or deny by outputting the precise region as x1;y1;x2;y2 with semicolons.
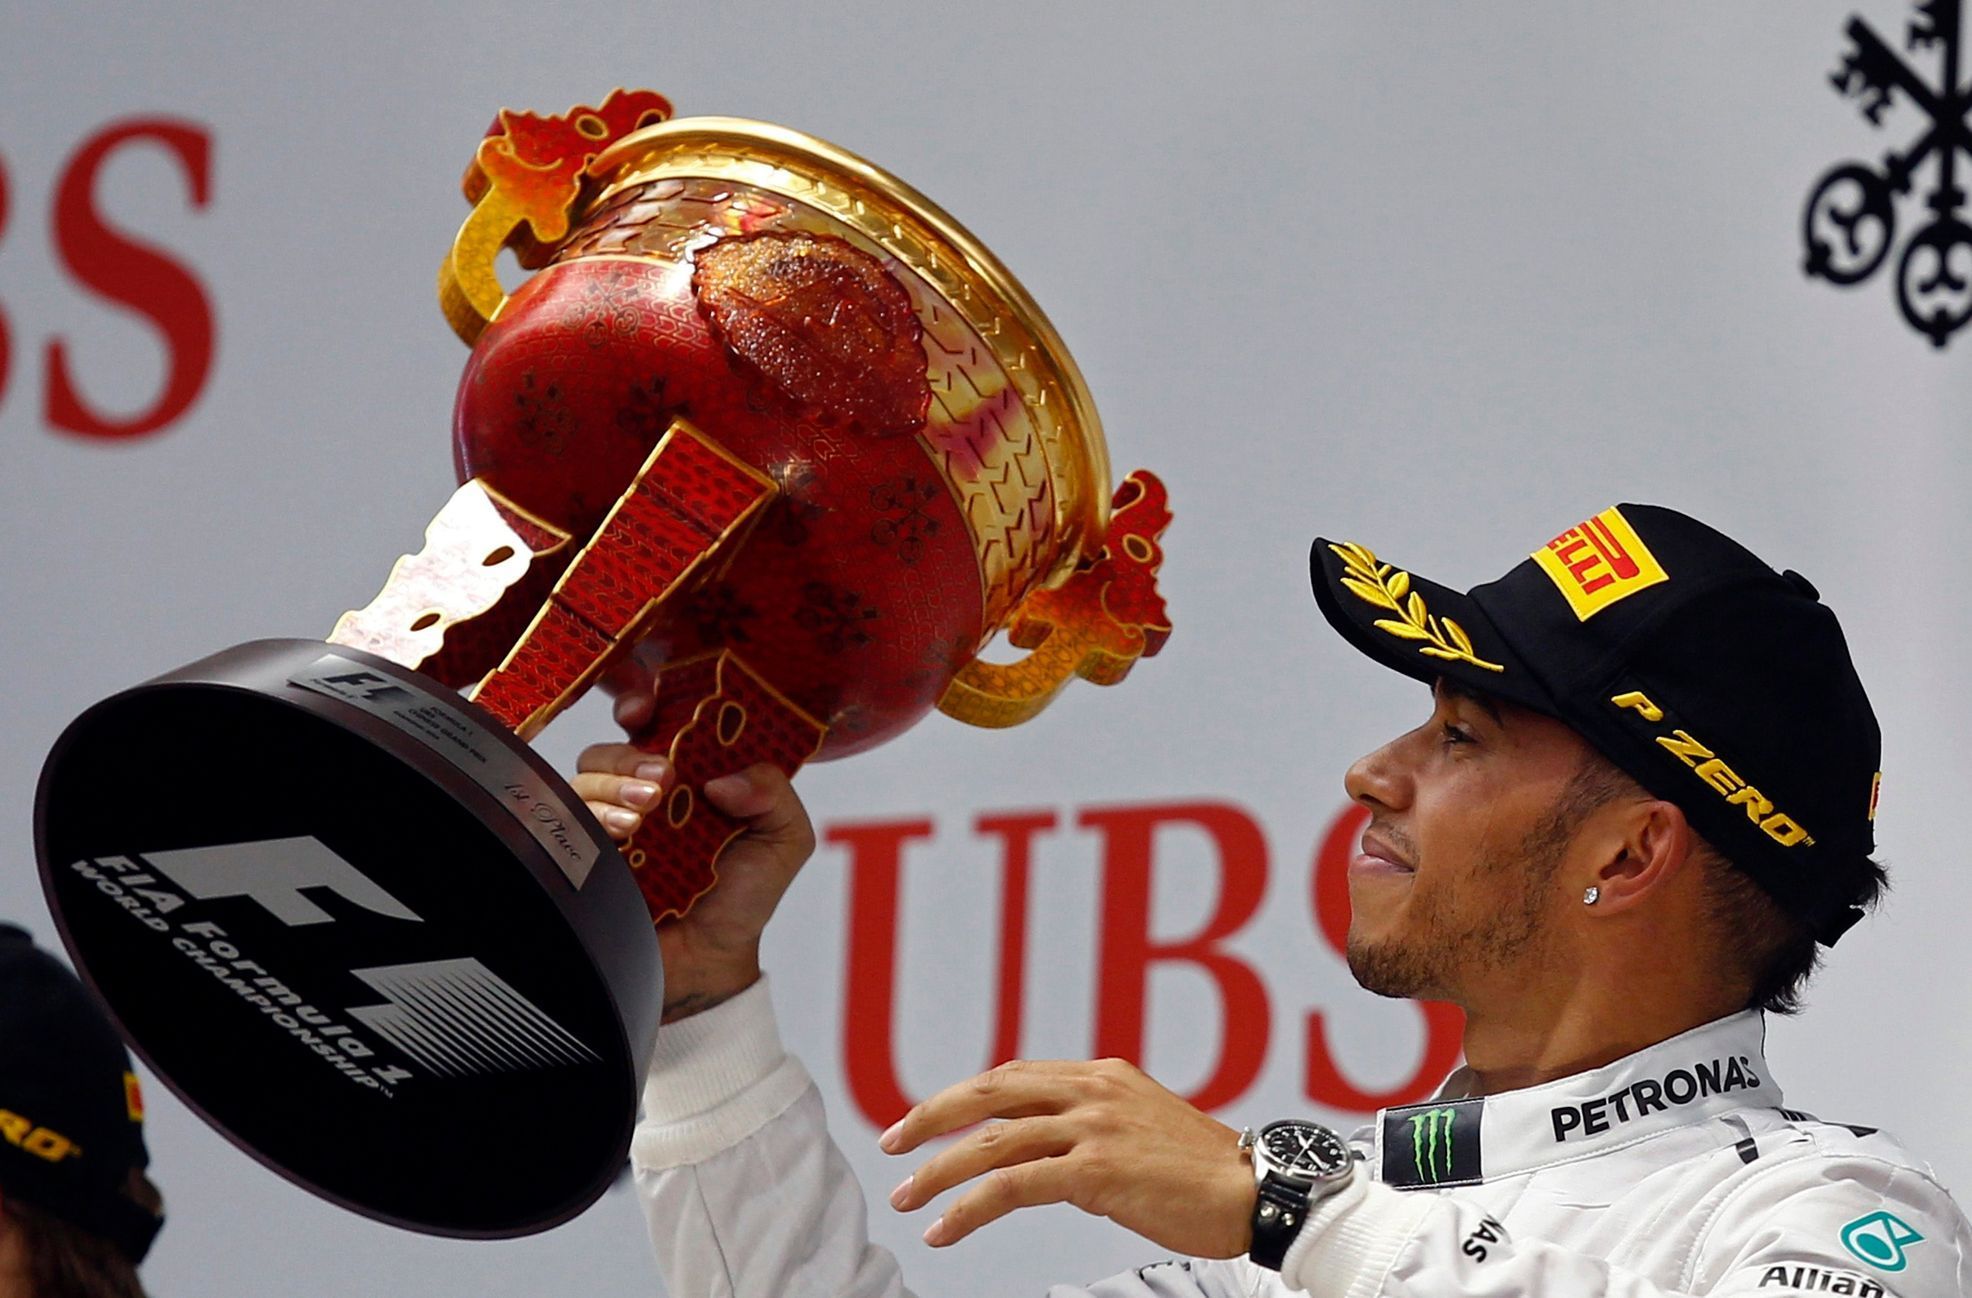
1804;0;1972;345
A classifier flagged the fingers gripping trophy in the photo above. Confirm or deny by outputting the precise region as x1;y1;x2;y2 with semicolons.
33;90;1171;1237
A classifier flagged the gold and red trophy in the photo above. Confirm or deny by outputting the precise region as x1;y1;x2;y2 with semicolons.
349;89;1173;915
35;90;1169;1236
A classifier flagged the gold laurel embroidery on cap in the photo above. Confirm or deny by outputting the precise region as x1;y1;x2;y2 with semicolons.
1329;542;1504;673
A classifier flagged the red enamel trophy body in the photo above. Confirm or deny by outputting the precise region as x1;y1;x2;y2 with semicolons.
34;91;1170;1238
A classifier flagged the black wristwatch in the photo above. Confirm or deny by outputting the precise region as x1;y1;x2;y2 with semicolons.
1239;1119;1356;1272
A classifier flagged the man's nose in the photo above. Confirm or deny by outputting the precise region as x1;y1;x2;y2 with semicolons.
1344;734;1412;811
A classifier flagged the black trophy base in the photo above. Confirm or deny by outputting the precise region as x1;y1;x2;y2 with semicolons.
35;639;661;1238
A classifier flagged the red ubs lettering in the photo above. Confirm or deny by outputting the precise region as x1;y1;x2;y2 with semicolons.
829;800;1461;1128
0;117;216;439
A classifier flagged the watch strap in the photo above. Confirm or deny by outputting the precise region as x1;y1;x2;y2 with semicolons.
1249;1174;1310;1271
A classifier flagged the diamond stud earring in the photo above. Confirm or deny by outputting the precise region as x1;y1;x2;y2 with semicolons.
1584;886;1601;905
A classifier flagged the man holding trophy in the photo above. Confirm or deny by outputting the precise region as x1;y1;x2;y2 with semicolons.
581;507;1972;1297
30;88;1971;1296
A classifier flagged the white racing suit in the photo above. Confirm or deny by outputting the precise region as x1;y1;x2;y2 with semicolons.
632;980;1972;1296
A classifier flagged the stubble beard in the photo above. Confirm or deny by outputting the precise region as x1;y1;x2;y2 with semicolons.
1346;801;1579;1002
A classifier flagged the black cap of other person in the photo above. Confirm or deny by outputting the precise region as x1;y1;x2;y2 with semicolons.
0;924;163;1264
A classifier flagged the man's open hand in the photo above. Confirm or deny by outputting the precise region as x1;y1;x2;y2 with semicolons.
880;1058;1257;1257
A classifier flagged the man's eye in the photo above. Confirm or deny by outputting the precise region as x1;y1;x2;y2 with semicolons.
1441;722;1474;746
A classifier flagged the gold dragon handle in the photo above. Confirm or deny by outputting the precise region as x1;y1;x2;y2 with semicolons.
938;471;1172;729
437;88;674;345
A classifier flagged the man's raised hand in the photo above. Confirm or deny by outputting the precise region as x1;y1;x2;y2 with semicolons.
880;1058;1258;1258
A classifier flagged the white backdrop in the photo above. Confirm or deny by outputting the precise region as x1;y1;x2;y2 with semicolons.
5;2;1971;1294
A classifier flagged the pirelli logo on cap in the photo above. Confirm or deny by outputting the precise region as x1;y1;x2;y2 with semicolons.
124;1071;144;1124
1532;507;1668;621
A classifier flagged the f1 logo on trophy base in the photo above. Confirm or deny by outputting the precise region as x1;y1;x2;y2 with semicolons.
33;91;1170;1238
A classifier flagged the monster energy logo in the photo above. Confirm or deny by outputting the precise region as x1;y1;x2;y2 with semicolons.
1410;1107;1457;1183
1383;1096;1482;1189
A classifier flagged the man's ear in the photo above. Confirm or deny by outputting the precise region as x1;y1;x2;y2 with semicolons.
1582;798;1698;916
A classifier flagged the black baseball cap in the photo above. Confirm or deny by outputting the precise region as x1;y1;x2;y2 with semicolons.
0;923;164;1262
1310;504;1882;946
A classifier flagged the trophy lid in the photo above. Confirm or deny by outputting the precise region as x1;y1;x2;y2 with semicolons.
587;116;1114;579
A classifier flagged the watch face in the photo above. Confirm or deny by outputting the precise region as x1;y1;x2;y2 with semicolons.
1260;1121;1351;1179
